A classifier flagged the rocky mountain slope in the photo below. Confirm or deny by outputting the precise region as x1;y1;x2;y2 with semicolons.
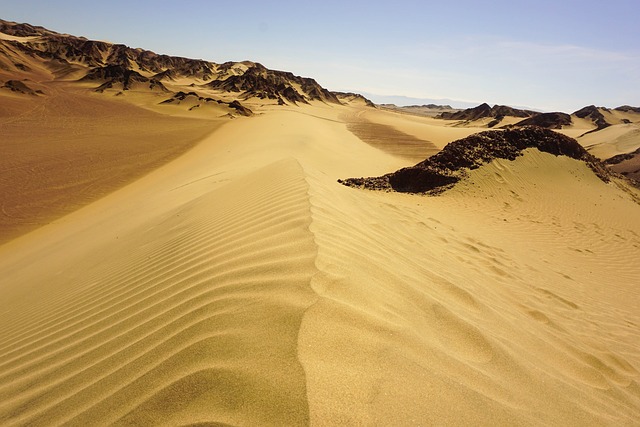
0;19;341;110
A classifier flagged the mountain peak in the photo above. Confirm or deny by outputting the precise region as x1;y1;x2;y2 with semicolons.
0;18;342;108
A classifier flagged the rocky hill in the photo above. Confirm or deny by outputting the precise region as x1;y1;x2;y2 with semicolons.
333;91;376;107
205;62;339;105
0;19;341;107
339;127;611;193
615;105;640;114
436;102;640;132
573;105;610;130
1;79;42;95
511;112;572;129
437;103;538;121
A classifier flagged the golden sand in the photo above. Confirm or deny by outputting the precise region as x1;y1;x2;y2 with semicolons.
1;98;639;425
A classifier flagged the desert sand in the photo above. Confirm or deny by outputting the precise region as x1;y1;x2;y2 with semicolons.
0;83;222;243
1;19;640;426
1;99;640;425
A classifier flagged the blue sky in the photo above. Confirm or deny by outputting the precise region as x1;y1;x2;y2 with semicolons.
2;0;639;111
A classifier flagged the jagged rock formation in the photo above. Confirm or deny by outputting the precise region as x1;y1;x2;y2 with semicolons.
206;63;340;104
333;91;375;107
159;91;253;116
512;112;572;129
227;100;253;116
81;65;167;92
0;19;339;105
0;20;57;37
605;147;640;166
340;127;611;193
437;103;538;121
573;105;610;130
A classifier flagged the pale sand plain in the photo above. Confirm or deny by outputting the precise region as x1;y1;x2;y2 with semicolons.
0;98;640;425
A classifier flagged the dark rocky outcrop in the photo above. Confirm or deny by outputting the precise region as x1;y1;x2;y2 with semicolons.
152;69;178;81
228;100;253;116
573;105;610;130
332;92;374;107
605;147;640;165
437;102;491;120
339;126;611;194
206;63;340;105
159;91;252;116
512;112;572;129
1;79;40;95
0;20;53;37
81;65;166;92
437;103;538;121
0;18;338;106
614;105;640;114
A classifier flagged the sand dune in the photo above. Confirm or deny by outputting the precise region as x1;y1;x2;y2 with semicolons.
354;107;489;149
0;157;317;425
580;123;640;160
2;18;640;425
0;84;221;244
1;101;640;425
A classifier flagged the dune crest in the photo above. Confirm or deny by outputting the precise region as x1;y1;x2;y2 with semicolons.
0;157;320;425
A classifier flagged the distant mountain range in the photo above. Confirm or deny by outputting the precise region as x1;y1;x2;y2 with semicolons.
0;19;343;113
434;102;638;132
357;93;480;109
3;17;634;129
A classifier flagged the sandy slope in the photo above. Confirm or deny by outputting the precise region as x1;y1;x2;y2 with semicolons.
1;103;639;425
0;84;221;244
355;107;489;149
579;123;640;160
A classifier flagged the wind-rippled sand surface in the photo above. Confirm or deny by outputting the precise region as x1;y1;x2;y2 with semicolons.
1;103;640;425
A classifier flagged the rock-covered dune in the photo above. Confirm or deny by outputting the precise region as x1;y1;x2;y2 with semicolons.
340;126;612;193
573;105;611;130
437;103;538;122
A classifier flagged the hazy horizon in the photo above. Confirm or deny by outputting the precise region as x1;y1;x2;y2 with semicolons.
2;0;638;111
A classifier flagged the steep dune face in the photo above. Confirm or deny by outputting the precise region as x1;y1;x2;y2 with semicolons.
0;86;221;244
1;105;639;425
